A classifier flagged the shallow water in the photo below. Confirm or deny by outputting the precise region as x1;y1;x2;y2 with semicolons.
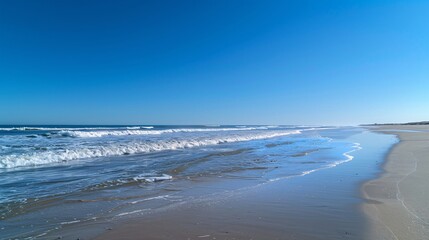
0;125;361;239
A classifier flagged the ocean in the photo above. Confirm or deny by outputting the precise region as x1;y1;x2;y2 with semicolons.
0;125;362;239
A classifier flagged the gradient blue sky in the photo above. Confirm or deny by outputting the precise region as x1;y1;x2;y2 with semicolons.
0;0;428;125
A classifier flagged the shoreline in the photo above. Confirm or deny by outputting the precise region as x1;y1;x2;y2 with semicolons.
362;125;429;239
88;129;396;240
10;127;403;239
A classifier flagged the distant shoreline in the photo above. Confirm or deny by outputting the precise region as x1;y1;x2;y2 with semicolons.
362;121;429;126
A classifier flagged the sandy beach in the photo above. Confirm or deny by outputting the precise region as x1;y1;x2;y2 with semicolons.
363;125;429;239
92;126;429;240
89;129;397;240
6;126;390;239
3;126;426;240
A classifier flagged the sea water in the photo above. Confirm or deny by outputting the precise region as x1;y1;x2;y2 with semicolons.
0;125;361;239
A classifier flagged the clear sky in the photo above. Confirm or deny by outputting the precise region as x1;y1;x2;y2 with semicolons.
0;0;428;125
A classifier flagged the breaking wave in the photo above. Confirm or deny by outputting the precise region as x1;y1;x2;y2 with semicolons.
0;130;300;168
57;127;270;138
0;126;154;131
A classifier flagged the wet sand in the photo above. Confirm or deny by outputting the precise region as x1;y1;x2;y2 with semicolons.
362;125;429;239
90;130;396;240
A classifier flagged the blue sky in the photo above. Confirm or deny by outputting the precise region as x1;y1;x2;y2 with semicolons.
0;0;428;125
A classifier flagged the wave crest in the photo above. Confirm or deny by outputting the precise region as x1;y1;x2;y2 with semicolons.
57;127;269;138
0;130;300;168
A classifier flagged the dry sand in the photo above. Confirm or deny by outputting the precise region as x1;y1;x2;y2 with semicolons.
363;125;429;239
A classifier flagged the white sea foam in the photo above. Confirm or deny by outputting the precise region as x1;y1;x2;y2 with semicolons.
0;126;149;131
130;195;170;204
57;127;270;138
126;126;154;130
269;142;362;182
60;219;81;225
0;130;300;168
58;129;162;138
116;209;148;217
0;127;62;131
133;174;172;183
328;143;362;167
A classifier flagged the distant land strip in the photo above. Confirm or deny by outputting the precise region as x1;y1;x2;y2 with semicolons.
362;121;429;126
